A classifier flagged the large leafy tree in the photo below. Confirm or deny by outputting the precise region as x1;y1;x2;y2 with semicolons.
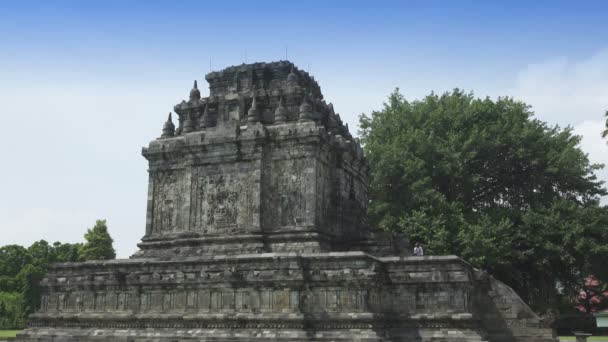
0;239;84;328
79;219;116;261
52;241;81;263
16;264;45;314
0;291;26;329
0;245;32;292
359;89;608;312
27;240;53;268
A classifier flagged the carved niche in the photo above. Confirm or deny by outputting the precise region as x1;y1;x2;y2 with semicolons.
152;171;187;234
190;167;257;235
267;158;310;228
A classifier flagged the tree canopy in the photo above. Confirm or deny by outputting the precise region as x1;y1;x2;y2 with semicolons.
79;219;116;261
0;240;81;329
0;219;114;329
359;89;608;312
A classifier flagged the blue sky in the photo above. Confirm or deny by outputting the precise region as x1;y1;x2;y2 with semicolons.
1;0;607;257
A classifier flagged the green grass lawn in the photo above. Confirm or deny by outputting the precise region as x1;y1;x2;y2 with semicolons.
560;337;608;341
2;331;608;341
0;330;20;338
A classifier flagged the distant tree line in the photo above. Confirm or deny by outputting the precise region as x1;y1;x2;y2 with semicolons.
0;219;115;329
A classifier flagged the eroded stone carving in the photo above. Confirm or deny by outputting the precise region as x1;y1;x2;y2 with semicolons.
269;159;309;228
152;171;186;234
190;170;255;235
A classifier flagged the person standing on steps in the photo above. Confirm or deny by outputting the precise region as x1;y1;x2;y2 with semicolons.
413;242;424;256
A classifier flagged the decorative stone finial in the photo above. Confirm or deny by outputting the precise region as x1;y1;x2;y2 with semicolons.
183;111;195;133
247;95;260;123
274;97;288;123
189;80;201;101
298;92;314;121
161;112;175;138
286;65;298;86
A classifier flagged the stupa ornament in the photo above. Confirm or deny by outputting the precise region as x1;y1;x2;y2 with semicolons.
247;94;260;123
189;80;201;101
161;112;175;138
286;64;298;86
298;92;314;121
274;96;288;123
182;111;195;133
16;61;557;342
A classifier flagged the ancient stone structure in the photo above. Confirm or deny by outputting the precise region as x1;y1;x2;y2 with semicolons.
17;61;557;341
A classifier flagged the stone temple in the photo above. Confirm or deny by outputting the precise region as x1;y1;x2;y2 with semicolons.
17;61;556;341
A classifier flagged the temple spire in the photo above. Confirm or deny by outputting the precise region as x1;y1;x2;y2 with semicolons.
286;65;298;87
189;80;201;101
274;96;288;123
247;94;260;123
183;110;195;133
161;112;175;138
298;92;313;121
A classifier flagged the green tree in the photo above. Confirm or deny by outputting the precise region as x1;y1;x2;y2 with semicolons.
79;219;116;261
0;276;17;293
0;291;26;329
51;241;82;263
0;239;84;328
359;89;608;312
16;264;44;315
0;245;32;291
27;240;53;268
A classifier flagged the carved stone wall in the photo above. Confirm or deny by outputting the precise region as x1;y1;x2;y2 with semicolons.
266;157;312;228
20;254;555;341
138;118;370;257
29;255;471;331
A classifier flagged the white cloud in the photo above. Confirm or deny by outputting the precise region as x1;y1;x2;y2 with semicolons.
0;207;93;246
574;120;608;203
511;50;608;202
0;81;171;257
512;49;608;127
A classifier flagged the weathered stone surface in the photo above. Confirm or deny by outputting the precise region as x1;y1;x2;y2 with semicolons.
16;61;557;341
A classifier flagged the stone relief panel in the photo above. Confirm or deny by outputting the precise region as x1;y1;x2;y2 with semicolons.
190;166;258;235
140;293;151;311
315;161;333;234
152;170;187;235
42;287;378;314
266;158;313;229
336;170;368;238
37;281;470;316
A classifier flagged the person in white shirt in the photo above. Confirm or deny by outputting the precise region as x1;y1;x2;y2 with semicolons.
413;242;424;256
